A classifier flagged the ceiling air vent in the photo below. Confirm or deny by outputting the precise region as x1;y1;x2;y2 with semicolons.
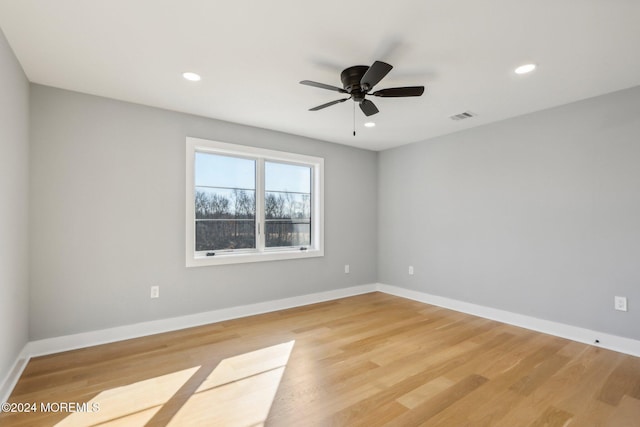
449;111;476;121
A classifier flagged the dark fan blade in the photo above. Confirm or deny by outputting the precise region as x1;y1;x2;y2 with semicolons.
360;61;393;91
309;97;350;111
372;86;425;97
300;80;347;93
359;99;379;116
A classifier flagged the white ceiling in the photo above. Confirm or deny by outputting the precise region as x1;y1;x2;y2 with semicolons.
1;0;639;151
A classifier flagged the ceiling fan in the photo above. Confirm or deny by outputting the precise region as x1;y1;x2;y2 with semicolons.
300;60;425;117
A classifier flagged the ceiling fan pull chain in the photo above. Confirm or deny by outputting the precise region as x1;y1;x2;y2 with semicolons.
353;101;356;136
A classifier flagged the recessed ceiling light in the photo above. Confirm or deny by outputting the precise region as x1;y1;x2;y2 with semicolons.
182;72;201;81
364;122;376;128
515;63;536;75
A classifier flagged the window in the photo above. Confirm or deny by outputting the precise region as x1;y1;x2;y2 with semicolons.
186;137;324;266
265;162;311;248
195;153;256;252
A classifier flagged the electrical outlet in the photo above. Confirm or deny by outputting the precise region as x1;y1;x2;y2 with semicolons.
408;266;414;275
344;264;350;274
150;285;160;299
614;296;627;312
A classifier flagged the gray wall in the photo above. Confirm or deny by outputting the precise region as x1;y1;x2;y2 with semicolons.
29;85;378;340
0;30;29;383
13;60;640;349
378;86;640;340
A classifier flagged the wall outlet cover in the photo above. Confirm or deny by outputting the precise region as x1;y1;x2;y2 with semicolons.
614;296;627;312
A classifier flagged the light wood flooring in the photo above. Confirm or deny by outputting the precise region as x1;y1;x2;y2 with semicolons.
2;292;640;426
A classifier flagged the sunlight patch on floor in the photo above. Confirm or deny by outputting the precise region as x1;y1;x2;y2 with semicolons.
54;366;200;426
54;340;295;427
168;340;295;426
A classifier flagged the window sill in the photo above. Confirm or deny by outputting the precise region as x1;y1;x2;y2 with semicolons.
186;248;324;267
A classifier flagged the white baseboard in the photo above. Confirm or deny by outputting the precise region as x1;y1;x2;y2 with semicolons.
376;283;640;358
4;282;640;402
0;345;30;404
25;284;377;358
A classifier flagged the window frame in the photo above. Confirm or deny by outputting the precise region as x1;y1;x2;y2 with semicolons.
186;137;324;267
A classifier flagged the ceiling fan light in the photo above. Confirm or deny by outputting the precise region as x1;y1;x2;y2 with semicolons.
182;72;201;81
515;63;536;74
364;122;376;127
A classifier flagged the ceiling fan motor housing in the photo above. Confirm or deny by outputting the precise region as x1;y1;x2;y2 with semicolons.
341;65;369;102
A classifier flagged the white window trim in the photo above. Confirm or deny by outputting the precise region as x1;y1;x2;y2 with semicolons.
186;137;324;267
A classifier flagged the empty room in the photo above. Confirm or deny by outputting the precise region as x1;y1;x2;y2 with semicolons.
1;1;639;426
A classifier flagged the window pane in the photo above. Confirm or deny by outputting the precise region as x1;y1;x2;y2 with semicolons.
265;222;310;247
264;192;310;221
196;220;255;251
195;188;256;219
265;162;310;194
195;152;256;251
195;152;255;189
265;162;311;248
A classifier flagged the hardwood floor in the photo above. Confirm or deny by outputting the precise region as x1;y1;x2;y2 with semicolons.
2;292;640;426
